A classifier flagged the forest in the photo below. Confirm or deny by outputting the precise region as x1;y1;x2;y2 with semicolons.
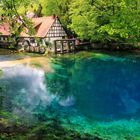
0;0;140;45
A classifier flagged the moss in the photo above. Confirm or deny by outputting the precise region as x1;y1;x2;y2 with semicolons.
0;121;103;140
28;123;102;140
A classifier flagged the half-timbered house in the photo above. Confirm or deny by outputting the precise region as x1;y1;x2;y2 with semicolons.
0;15;68;50
21;15;68;47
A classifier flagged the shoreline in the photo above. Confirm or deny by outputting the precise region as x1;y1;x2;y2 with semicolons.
0;55;53;73
1;47;140;55
0;49;140;71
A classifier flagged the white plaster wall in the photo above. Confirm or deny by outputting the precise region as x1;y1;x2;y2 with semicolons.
46;37;64;45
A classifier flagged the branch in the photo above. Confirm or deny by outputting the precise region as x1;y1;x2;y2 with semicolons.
11;0;28;28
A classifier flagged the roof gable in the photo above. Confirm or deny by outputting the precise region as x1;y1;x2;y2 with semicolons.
47;18;67;38
32;16;56;37
21;16;56;37
0;16;66;38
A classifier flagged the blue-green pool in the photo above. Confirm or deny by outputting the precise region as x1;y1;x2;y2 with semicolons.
0;52;140;139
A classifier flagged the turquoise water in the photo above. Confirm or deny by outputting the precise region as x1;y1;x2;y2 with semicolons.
1;52;140;139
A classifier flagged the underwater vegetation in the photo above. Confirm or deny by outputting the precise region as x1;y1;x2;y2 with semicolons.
0;118;103;140
0;108;102;140
0;52;140;139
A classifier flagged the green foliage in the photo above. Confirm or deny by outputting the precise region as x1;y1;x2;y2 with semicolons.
69;0;140;44
15;0;71;26
30;0;71;26
0;0;35;46
0;0;140;45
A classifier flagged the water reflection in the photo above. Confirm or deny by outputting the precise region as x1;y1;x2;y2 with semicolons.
46;56;140;120
0;65;54;121
0;64;77;122
0;55;140;121
1;54;140;138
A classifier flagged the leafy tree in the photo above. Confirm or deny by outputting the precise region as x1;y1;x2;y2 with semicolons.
69;0;140;44
0;0;139;45
0;0;35;46
39;0;71;26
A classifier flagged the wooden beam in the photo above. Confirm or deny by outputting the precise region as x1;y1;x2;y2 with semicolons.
61;40;64;54
54;41;57;54
67;41;71;53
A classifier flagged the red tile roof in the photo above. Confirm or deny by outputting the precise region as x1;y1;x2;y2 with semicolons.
0;16;56;38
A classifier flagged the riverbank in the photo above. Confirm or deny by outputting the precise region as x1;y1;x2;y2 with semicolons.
0;56;52;72
1;45;140;55
1;48;140;71
0;49;53;72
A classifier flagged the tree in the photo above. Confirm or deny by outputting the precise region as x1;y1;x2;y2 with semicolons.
0;0;35;46
69;0;140;44
22;0;71;26
0;0;139;46
39;0;71;26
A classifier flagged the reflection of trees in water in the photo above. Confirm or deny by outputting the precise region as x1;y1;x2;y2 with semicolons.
45;57;140;119
1;56;140;121
45;58;74;98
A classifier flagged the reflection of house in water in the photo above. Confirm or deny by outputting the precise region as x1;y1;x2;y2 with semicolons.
0;14;76;53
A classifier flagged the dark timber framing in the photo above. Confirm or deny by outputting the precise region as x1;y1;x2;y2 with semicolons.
54;39;76;54
47;17;67;38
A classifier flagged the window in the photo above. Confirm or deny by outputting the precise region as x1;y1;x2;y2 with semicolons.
30;38;35;43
